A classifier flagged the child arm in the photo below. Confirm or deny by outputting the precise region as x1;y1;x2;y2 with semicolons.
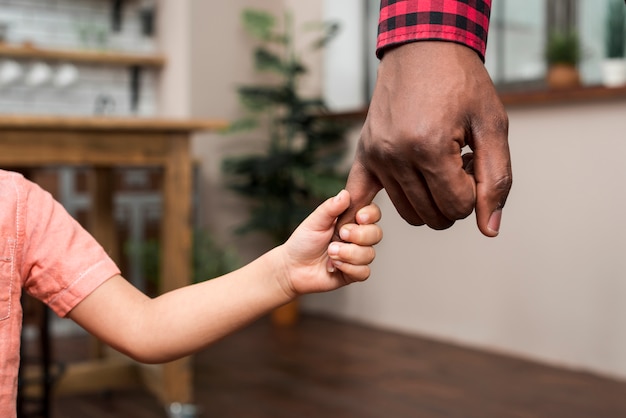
68;190;382;363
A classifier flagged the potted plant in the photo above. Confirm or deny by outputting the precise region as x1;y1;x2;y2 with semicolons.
602;0;626;87
545;31;581;89
127;229;240;297
222;9;348;326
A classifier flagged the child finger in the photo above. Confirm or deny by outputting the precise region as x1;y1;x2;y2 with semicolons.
356;203;381;225
332;262;371;282
328;242;376;266
302;189;351;232
339;224;383;246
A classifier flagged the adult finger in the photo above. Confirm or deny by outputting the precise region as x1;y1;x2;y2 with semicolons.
420;145;476;223
335;160;381;240
403;123;475;224
382;164;456;230
378;170;426;226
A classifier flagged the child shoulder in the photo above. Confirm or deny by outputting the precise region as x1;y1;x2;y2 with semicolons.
0;169;24;180
0;170;48;207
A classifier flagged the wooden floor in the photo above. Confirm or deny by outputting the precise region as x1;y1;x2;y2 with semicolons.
50;315;626;418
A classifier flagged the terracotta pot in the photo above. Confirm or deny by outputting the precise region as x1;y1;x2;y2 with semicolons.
271;299;299;326
547;64;581;89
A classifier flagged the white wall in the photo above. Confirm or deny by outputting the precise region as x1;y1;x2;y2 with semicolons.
158;0;192;117
303;99;626;381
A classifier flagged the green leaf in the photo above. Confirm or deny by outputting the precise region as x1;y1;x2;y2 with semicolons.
238;85;290;110
294;168;347;198
309;21;341;50
286;61;307;76
124;229;240;289
546;31;580;65
254;47;286;74
242;9;276;41
192;229;240;283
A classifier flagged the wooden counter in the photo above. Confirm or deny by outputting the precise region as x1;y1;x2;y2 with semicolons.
0;115;227;408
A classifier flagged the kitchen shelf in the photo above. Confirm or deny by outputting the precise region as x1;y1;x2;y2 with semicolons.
324;84;626;121
0;43;165;67
0;115;229;132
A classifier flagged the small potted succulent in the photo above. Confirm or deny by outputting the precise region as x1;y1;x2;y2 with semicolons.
601;0;626;87
545;31;581;89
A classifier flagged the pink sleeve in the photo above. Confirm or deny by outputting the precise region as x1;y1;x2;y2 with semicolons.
19;179;120;317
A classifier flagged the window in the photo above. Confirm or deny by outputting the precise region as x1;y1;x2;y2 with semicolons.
487;0;608;90
486;0;546;89
323;1;613;110
323;0;367;111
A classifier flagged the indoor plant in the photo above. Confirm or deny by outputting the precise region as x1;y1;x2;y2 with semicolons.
601;0;626;87
128;229;240;297
545;31;581;89
222;9;348;325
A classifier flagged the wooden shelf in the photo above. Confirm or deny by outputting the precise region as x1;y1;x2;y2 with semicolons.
0;43;165;67
0;115;228;133
326;84;626;120
499;84;626;107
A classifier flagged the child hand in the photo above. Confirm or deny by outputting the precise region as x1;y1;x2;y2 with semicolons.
277;190;382;297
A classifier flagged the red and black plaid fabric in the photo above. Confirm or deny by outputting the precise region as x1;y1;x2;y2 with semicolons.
377;0;492;61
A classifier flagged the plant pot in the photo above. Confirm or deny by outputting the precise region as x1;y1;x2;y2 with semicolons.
271;299;299;326
601;58;626;88
546;64;581;89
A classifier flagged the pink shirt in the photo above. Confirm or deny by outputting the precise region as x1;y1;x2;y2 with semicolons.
0;170;119;417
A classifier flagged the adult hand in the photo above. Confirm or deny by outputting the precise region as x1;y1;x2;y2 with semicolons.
340;41;512;237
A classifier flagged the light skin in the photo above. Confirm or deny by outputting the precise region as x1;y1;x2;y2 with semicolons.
69;189;382;364
339;41;512;238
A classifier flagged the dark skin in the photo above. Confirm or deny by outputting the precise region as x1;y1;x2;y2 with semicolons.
338;41;512;237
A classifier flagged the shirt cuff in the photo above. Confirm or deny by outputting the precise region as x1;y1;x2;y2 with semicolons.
376;0;492;61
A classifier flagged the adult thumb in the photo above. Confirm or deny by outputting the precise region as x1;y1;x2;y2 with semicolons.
334;161;381;241
473;134;512;237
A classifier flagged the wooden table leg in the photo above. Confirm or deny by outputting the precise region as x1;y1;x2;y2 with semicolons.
88;167;120;263
157;134;193;405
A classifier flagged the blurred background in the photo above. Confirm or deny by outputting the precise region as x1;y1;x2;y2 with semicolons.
3;0;625;417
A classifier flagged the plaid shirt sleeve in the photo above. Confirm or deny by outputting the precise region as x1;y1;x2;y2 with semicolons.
377;0;492;61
